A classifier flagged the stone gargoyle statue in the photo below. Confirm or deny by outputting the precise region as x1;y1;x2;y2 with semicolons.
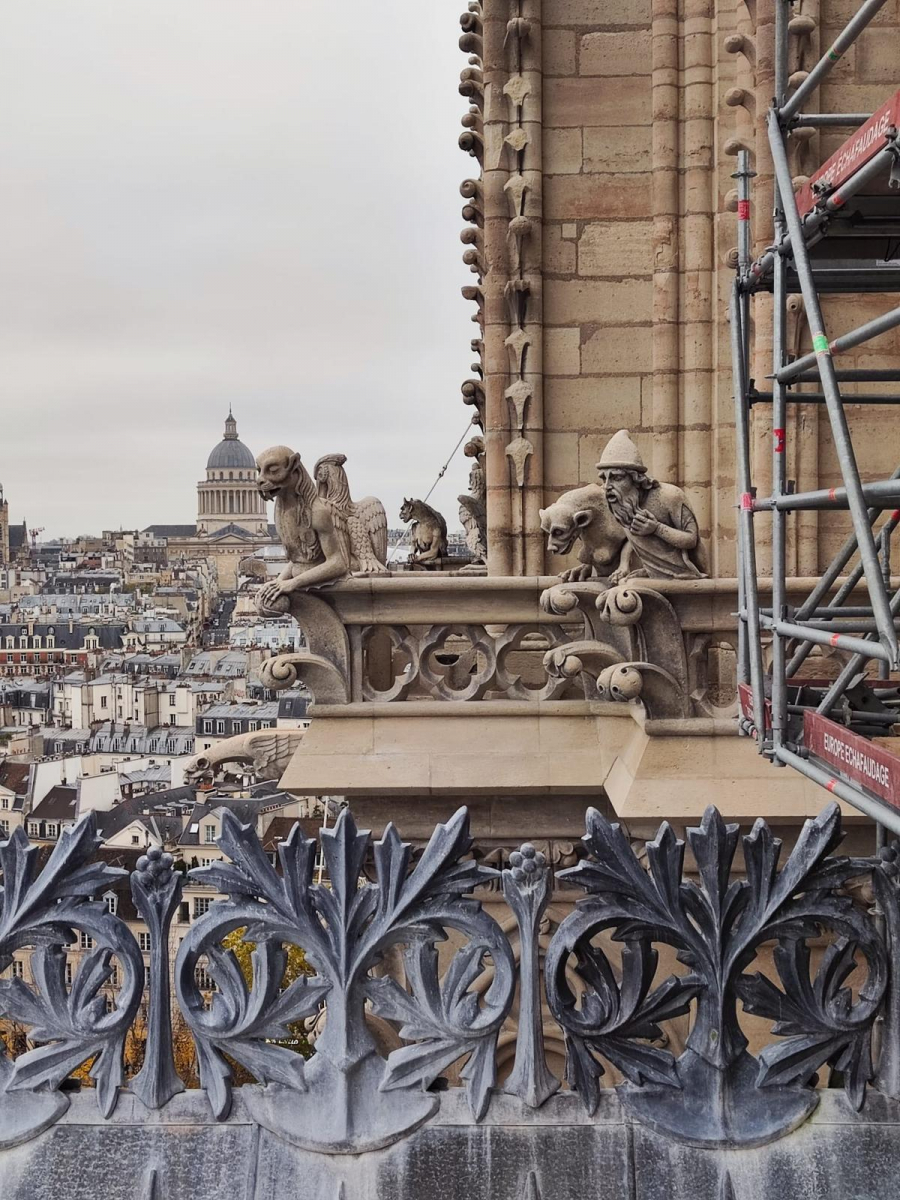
597;429;707;582
540;483;626;582
542;431;707;584
539;431;708;718
184;728;307;784
255;446;388;614
400;498;449;567
458;435;487;566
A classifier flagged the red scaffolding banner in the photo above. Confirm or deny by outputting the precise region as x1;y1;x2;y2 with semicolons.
796;88;900;217
804;710;900;809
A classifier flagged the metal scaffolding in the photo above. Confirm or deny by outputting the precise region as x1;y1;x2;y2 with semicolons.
733;0;900;832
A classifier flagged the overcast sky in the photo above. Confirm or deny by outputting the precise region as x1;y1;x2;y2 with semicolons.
0;2;475;539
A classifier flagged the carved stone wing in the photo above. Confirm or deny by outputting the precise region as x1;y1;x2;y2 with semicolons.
355;495;389;569
327;506;354;576
458;495;487;559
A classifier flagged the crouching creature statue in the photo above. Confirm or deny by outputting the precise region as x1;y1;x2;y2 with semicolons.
255;446;389;615
597;430;708;582
540;484;626;582
256;445;351;613
400;498;449;566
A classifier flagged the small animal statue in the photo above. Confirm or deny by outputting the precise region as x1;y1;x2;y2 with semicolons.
539;484;627;582
400;498;448;566
238;556;269;582
314;453;389;575
458;436;487;564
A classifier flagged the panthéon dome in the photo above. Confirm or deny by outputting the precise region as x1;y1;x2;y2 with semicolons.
206;411;257;470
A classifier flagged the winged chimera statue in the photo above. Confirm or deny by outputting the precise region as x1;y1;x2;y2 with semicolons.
256;446;388;614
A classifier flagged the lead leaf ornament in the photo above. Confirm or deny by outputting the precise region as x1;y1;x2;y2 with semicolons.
0;817;143;1147
175;806;514;1153
546;802;886;1148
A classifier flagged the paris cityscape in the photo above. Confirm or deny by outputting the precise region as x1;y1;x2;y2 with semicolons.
2;1;900;1196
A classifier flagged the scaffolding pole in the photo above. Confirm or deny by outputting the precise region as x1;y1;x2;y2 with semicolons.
734;0;900;819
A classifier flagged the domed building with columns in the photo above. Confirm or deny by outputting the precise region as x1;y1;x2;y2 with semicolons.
143;411;280;590
197;410;269;537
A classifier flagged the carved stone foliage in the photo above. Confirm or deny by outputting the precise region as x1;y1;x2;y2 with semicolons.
546;803;886;1146
1;803;900;1156
541;581;693;717
458;4;486;417
176;807;514;1152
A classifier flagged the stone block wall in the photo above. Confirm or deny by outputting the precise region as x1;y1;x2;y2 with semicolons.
464;0;900;579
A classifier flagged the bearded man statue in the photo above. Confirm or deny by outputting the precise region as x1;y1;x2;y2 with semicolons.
596;430;708;582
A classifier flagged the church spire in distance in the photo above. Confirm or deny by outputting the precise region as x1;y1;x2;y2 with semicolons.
224;407;238;440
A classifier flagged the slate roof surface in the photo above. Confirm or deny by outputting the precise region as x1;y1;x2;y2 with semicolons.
30;785;78;822
0;760;30;795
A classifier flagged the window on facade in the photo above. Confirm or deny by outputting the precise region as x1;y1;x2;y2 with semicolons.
216;720;225;734
0;820;9;838
28;823;38;836
193;897;212;919
80;933;94;950
1;797;8;810
131;834;140;845
139;932;151;952
169;694;176;707
194;964;217;992
103;893;118;916
65;961;73;986
204;825;216;844
203;719;212;734
249;720;258;732
11;961;24;980
46;823;58;838
100;695;107;709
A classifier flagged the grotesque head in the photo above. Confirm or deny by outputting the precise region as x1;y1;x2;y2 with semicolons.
594;430;656;528
399;498;415;523
598;467;653;528
256;446;300;501
314;453;351;508
539;501;593;555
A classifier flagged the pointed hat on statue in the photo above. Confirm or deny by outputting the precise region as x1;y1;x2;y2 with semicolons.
596;429;646;472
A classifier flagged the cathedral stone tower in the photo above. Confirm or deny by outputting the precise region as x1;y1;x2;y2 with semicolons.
196;410;268;537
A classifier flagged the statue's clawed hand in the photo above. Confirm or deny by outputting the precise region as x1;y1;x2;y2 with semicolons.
630;508;659;537
559;565;596;583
